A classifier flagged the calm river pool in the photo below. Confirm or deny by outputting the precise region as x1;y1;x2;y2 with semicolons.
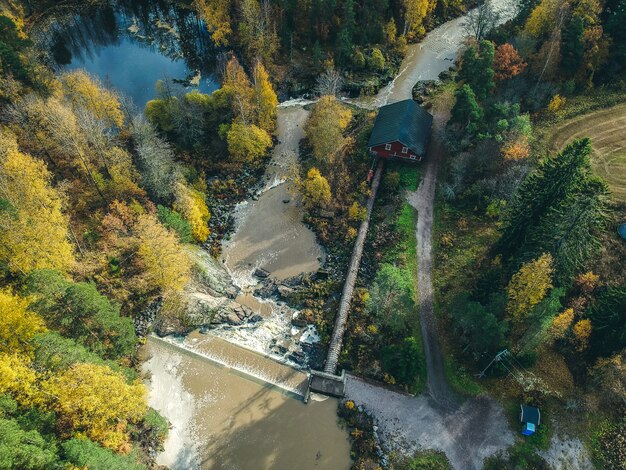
39;0;219;107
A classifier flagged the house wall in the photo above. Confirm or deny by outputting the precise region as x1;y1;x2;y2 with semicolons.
369;141;423;162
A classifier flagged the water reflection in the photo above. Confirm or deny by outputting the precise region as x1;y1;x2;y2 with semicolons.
36;0;219;106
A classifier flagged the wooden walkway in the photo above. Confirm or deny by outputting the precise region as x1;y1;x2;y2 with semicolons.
324;160;385;374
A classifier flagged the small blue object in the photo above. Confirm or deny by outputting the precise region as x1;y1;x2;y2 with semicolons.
520;404;541;436
522;422;536;436
618;223;626;240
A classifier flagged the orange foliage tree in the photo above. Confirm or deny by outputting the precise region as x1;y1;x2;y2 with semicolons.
494;43;527;81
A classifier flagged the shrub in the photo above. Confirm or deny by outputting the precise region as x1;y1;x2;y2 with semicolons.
380;337;422;386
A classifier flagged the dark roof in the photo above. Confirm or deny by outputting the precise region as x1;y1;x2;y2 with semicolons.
368;99;433;155
520;405;541;425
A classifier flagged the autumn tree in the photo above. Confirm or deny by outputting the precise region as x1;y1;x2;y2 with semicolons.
60;70;124;127
494;43;527;81
43;363;146;450
0;353;38;407
227;120;272;163
237;0;279;66
135;214;192;294
173;181;210;242
194;0;232;46
223;55;255;123
301;167;331;208
315;67;344;96
572;318;591;350
252;61;278;133
524;0;562;39
0;290;45;356
369;48;386;71
506;253;554;321
0;130;75;274
403;0;429;39
304;95;352;169
548;308;574;340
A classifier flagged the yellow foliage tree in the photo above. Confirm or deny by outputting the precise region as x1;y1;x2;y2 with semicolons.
194;0;232;46
403;0;429;39
0;353;39;407
135;214;192;294
548;94;566;113
548;308;574;340
524;0;561;39
506;253;554;321
304;95;352;169
348;201;367;221
573;319;592;351
223;55;254;122
0;131;75;275
60;70;124;127
0;289;46;356
43;363;147;451
252;61;278;133
302;167;331;208
227;120;272;163
173;181;211;242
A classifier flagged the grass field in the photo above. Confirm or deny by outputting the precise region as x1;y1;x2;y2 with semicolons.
547;102;626;202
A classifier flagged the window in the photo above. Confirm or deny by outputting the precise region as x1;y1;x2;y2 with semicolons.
410;155;417;160
402;147;408;153
385;143;392;150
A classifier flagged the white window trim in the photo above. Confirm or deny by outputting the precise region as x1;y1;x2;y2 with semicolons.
402;146;408;153
410;155;417;160
385;143;392;150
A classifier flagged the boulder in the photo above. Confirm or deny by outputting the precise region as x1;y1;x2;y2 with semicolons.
254;267;271;279
248;314;263;323
318;209;335;219
439;69;453;81
277;285;295;298
291;317;308;328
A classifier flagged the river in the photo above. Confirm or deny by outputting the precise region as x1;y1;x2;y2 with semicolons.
40;0;516;468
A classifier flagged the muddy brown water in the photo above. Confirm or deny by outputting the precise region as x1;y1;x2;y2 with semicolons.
143;336;351;470
220;105;324;286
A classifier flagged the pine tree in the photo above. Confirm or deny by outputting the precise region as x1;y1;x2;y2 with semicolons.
450;84;483;131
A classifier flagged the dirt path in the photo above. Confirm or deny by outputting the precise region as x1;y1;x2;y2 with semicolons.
407;111;458;408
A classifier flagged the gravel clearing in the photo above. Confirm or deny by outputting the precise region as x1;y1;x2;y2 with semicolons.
345;375;514;469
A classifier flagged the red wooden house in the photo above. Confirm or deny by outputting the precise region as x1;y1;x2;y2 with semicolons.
368;99;433;162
